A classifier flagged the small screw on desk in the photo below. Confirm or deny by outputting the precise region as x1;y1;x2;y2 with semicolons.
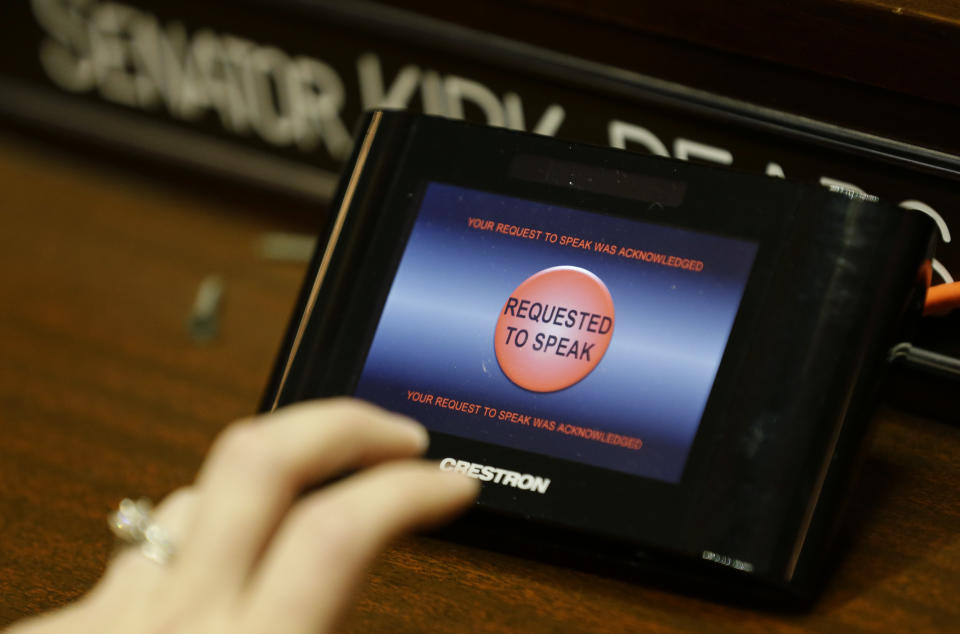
187;274;224;343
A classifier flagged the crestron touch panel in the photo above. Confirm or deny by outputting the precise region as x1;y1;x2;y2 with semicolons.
262;111;936;604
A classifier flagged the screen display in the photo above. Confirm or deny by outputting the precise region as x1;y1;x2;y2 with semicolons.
355;182;757;483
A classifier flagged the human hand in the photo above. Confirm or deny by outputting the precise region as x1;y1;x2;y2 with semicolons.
7;399;479;634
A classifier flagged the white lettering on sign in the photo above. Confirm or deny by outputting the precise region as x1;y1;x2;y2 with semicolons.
356;52;565;136
30;0;568;152
32;0;352;158
673;138;733;165
899;200;951;244
765;162;786;178
608;120;670;156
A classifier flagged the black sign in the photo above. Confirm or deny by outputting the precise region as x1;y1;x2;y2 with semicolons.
3;0;958;283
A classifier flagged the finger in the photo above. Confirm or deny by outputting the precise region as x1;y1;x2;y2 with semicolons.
178;399;428;587
243;461;478;634
153;487;199;529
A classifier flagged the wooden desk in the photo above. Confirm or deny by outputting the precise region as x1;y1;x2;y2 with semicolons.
0;134;957;633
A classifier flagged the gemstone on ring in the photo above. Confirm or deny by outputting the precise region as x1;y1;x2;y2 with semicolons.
108;497;175;564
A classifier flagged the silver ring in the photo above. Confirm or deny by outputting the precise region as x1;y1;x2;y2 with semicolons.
108;497;176;564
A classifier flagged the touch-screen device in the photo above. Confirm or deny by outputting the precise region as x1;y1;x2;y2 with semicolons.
262;111;936;604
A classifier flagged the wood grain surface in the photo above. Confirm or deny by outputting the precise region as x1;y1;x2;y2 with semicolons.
0;132;957;633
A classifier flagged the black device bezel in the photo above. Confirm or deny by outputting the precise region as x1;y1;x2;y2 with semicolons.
264;112;935;601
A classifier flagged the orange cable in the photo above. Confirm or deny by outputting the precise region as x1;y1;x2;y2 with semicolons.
924;281;960;316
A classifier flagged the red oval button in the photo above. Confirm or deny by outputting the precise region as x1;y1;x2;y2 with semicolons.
495;266;615;392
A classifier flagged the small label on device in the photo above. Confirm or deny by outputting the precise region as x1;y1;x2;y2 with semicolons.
439;457;551;493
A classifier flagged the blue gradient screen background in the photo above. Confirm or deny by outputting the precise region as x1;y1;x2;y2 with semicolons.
355;183;757;483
